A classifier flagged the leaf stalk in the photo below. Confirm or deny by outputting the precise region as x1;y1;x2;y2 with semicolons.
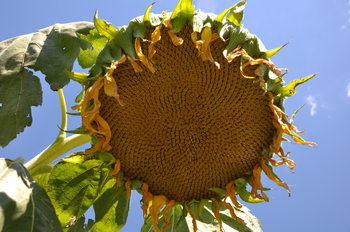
25;89;91;176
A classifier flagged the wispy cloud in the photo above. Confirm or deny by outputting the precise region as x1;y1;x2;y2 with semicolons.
347;82;350;97
306;95;317;116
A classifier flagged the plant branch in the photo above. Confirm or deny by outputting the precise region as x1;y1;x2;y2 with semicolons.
57;88;67;139
25;134;91;176
24;89;91;176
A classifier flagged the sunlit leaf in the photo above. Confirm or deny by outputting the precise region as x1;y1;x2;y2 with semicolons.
78;29;108;69
46;159;107;228
90;178;130;232
0;158;61;232
94;12;118;41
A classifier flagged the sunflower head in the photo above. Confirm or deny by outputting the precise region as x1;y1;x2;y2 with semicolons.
71;0;316;231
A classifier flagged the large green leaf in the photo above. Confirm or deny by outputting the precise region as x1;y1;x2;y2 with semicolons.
0;69;42;147
0;158;62;232
0;21;94;147
90;178;130;232
46;159;107;228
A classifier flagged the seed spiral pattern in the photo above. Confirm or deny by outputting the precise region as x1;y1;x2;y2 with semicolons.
99;23;275;201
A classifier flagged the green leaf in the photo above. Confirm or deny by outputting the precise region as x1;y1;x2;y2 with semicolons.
170;0;195;33
281;73;318;97
66;216;86;232
141;204;190;232
0;22;93;90
90;178;130;231
235;179;265;204
0;21;94;147
46;159;106;228
78;29;108;69
261;41;290;59
215;0;246;26
0;69;42;147
290;104;306;125
94;11;118;41
143;2;156;23
220;24;253;57
0;158;62;232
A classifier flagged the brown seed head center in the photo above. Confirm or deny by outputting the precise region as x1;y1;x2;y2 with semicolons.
99;23;275;201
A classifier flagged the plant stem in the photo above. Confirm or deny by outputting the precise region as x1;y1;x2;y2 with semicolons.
57;88;67;139
25;89;91;176
25;134;91;176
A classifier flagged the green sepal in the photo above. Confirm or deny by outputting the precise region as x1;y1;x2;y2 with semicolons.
143;2;154;23
242;36;260;57
129;16;147;38
74;87;84;104
266;74;285;93
77;28;108;69
113;26;137;59
130;179;142;190
94;11;118;41
281;73;318;97
192;11;216;32
141;204;190;232
193;199;209;221
65;126;87;135
64;70;88;84
215;0;246;26
209;188;226;200
235;178;264;203
290;104;306;124
87;41;122;80
261;41;290;59
176;203;188;228
143;3;164;26
98;151;116;166
170;0;195;33
98;42;121;64
221;23;253;57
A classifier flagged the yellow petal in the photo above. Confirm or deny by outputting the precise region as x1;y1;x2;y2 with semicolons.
167;31;183;46
135;37;155;73
149;195;167;232
148;26;162;62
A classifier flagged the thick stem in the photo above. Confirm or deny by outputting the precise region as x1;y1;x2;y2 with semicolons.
25;134;91;176
24;89;91;176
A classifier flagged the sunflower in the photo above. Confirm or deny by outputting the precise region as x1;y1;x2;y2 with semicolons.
72;0;316;231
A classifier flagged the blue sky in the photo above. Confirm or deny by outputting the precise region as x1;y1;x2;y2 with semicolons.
1;0;350;231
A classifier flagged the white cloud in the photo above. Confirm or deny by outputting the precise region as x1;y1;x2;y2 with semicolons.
306;95;317;116
347;82;350;97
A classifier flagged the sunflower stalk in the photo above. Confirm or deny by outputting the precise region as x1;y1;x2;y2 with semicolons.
25;89;91;176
